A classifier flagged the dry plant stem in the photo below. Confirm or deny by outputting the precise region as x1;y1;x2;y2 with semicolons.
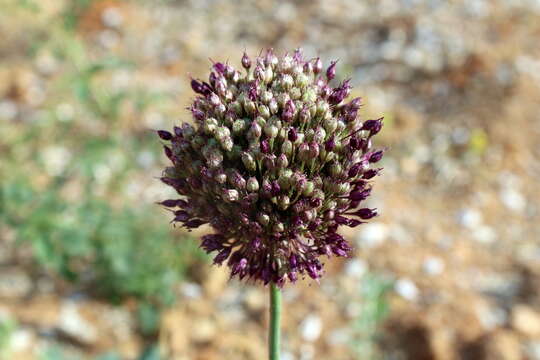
269;283;281;360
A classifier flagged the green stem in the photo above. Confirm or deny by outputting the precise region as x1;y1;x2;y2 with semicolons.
269;283;281;360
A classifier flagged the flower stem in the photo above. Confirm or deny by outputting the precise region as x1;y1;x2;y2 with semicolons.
269;283;281;360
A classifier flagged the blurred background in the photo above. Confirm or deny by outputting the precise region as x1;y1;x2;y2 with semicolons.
1;0;539;359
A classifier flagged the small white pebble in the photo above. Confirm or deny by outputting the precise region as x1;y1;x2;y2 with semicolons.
344;259;368;278
457;208;483;229
395;278;419;302
356;223;388;248
472;225;497;244
423;256;445;276
300;315;323;342
180;282;202;299
500;187;526;213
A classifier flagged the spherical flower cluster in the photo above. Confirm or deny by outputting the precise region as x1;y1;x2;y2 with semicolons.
157;49;384;286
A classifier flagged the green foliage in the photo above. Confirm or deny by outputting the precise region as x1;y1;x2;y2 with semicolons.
0;178;202;305
350;273;393;360
0;318;16;360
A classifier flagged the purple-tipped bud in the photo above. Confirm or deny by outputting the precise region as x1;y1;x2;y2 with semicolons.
352;208;378;219
326;60;337;80
325;137;336;151
349;188;371;201
369;150;384;163
314;57;323;74
282;99;296;122
241;52;251;69
191;78;205;94
213;62;226;74
157;130;173;140
288;127;298;142
271;181;281;196
261;139;270;154
362;118;384;135
362;169;380;179
214;247;231;264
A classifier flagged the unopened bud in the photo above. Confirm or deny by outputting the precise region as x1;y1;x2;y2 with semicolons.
247;177;260;192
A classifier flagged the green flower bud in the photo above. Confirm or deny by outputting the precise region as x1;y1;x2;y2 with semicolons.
258;213;270;226
329;163;342;178
302;181;315;196
337;182;351;195
296;73;309;88
278;169;293;189
241;152;257;172
278;195;290;210
299;107;310;123
290;88;302;100
323;117;338;133
258;105;270;119
269;99;279;114
277;154;289;169
316;101;329;117
247;177;260;192
261;90;273;104
233;119;247;135
223;189;239;202
281;140;293;157
314;127;326;144
247;122;262;140
244;100;256;115
264;123;279;138
301;88;317;103
281;74;294;90
204;117;219;134
273;221;285;233
298;143;310;162
215;170;227;184
265;67;274;83
231;100;243;115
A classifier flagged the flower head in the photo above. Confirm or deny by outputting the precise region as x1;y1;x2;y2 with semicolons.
158;49;384;286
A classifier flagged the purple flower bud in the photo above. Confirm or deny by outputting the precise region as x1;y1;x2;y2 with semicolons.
314;57;323;74
288;127;298;142
201;234;224;252
185;219;205;229
191;108;205;121
362;169;380;179
173;210;190;222
326;60;337;80
349;188;371;201
282;99;296;122
348;162;365;178
347;219;363;227
260;139;270;154
241;52;251;69
362;118;383;135
309;142;320;158
271;181;281;196
213;62;226;74
163;146;173;160
214;247;231;264
369;150;384;163
190;78;205;94
157;130;173;140
352;208;378;219
334;215;350;225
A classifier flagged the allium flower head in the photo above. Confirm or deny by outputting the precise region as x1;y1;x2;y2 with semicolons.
158;49;384;287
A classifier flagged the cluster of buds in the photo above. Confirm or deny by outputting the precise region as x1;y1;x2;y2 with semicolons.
157;49;384;286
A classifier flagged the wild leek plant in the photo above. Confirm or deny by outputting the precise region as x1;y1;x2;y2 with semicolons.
157;48;384;359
